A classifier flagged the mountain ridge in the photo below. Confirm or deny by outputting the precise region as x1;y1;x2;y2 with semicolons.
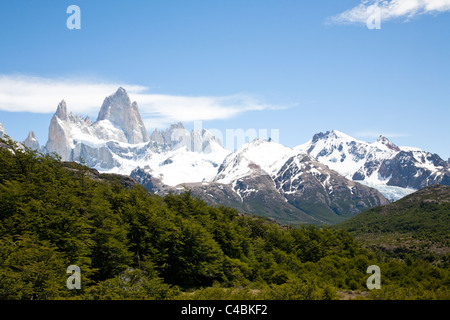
297;129;450;200
132;138;389;225
2;87;449;225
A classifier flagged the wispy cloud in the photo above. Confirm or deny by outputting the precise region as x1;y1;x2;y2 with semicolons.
134;92;284;129
0;74;286;129
328;0;450;25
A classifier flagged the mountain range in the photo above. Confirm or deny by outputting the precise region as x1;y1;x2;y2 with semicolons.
1;87;449;224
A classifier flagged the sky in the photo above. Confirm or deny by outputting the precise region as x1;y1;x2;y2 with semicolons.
0;0;449;159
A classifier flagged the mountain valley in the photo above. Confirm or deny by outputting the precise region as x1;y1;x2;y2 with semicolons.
1;87;449;225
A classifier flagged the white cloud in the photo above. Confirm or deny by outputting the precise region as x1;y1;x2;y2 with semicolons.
0;74;145;114
328;0;450;25
0;74;285;129
134;93;282;129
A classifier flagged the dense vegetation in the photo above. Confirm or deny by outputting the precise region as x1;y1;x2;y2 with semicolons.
335;185;450;265
0;138;449;300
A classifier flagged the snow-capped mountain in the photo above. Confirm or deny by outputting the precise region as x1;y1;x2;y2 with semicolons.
297;130;450;200
45;88;152;164
3;87;448;224
23;131;40;151
44;87;229;185
146;138;389;225
0;122;41;152
214;138;295;184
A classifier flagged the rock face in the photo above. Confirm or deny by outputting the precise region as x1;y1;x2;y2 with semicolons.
45;88;152;167
272;152;389;223
46;100;72;160
298;130;450;201
150;123;187;150
132;139;388;225
130;167;162;194
97;87;150;144
44;87;228;179
23;131;40;151
378;151;450;189
149;123;222;154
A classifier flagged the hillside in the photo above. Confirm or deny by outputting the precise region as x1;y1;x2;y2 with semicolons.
335;185;450;264
0;138;449;300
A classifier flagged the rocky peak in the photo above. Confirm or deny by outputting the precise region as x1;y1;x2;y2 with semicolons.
150;122;188;148
150;129;164;144
168;122;185;132
190;128;224;153
55;100;68;120
23;130;40;150
311;131;330;144
376;135;400;152
310;130;354;146
97;87;131;121
167;122;187;141
97;87;150;144
46;100;72;160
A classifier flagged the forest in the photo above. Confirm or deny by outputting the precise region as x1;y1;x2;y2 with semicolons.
0;137;448;300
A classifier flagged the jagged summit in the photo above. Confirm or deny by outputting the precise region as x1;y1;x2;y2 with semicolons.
148;122;224;155
43;87;229;179
329;129;353;139
55;100;68;120
36;87;449;218
4;93;450;225
169;122;185;130
97;87;150;144
298;130;450;200
149;122;186;143
310;130;363;145
376;135;400;152
190;137;390;225
23;130;40;150
46;100;72;160
46;87;151;164
26;130;36;140
97;87;131;122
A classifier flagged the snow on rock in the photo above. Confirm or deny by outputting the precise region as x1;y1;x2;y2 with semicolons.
41;88;449;202
23;131;40;150
214;138;296;184
297;130;450;200
97;87;150;144
44;87;230;186
0;122;6;139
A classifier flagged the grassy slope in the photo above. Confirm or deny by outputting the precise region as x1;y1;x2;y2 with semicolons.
334;184;450;263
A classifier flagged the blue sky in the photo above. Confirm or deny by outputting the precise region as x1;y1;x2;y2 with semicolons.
0;0;449;159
